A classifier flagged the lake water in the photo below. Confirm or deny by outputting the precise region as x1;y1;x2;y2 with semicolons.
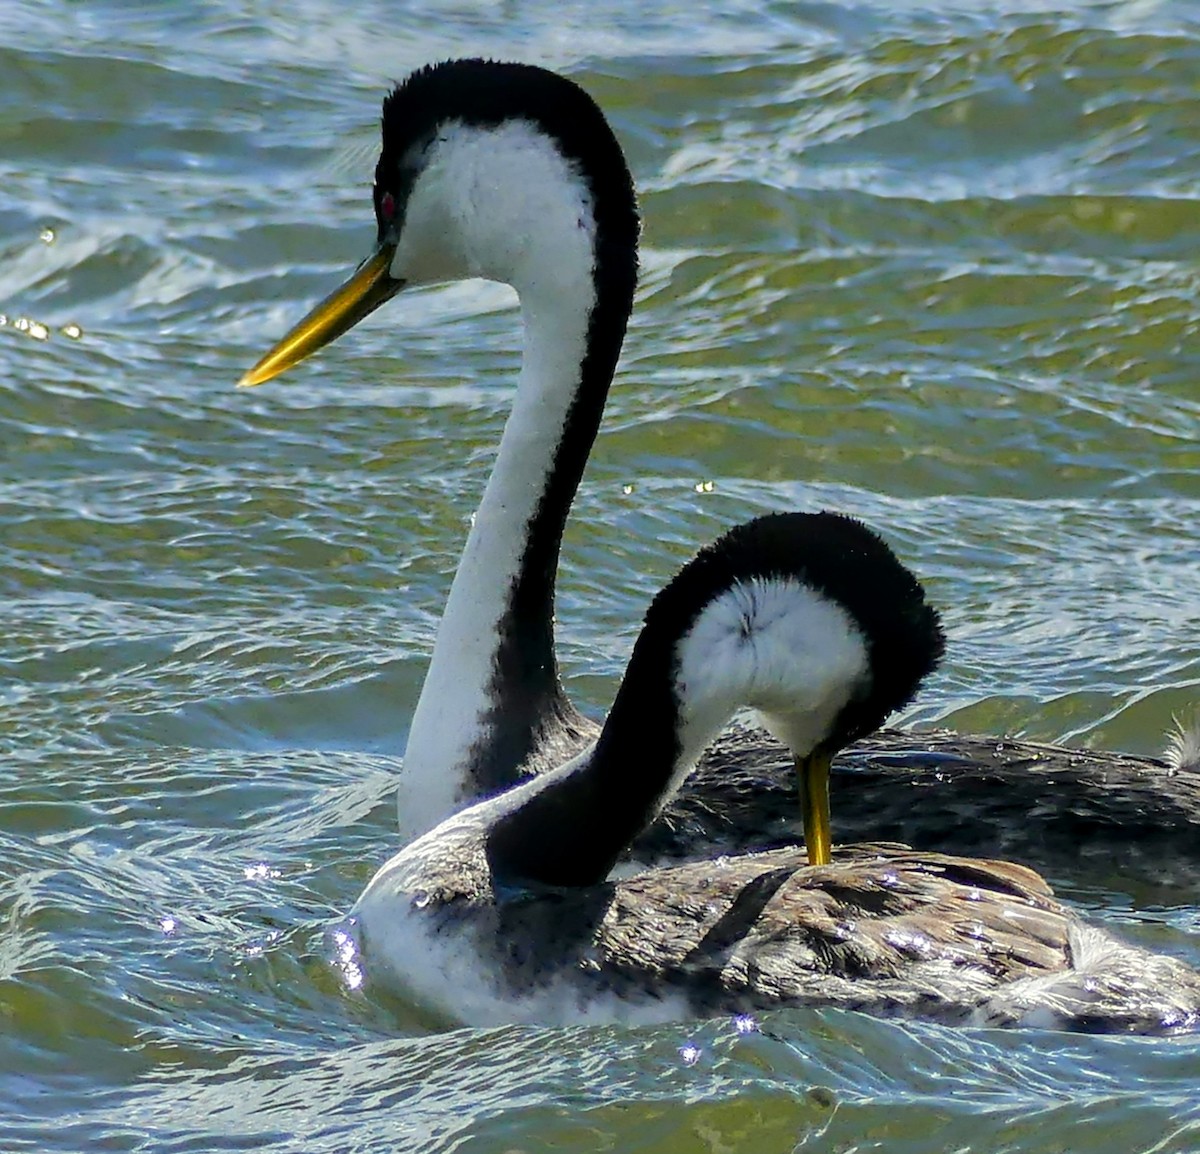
2;1;1199;1150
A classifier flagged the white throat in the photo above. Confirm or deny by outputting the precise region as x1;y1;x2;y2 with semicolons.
394;120;600;840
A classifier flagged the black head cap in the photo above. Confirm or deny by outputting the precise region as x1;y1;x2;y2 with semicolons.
640;511;946;751
373;59;639;278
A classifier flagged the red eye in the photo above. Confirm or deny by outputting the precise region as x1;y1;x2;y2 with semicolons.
380;191;396;222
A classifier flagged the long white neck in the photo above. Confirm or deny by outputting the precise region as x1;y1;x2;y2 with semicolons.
377;113;638;842
398;276;597;838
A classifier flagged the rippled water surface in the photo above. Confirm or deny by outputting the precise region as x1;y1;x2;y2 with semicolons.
3;1;1200;1150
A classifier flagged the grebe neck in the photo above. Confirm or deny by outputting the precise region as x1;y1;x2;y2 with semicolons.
400;142;637;837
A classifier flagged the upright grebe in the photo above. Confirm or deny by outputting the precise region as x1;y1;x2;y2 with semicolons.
240;59;1200;881
347;513;1200;1031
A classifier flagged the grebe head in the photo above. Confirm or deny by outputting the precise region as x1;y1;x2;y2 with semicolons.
642;512;944;865
239;59;638;387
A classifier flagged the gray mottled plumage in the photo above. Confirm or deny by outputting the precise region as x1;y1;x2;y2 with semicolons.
519;717;1200;891
390;828;1200;1033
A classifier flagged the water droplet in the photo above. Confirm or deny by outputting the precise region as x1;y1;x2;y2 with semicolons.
880;871;900;888
61;323;82;339
39;227;54;244
621;483;633;495
411;890;431;910
732;1013;758;1034
694;479;715;493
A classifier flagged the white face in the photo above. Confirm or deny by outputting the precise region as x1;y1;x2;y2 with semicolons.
387;119;597;298
673;577;871;767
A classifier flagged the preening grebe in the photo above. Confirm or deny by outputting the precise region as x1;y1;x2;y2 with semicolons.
346;514;1200;1032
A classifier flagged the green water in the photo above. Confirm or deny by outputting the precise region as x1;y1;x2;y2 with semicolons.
2;1;1199;1150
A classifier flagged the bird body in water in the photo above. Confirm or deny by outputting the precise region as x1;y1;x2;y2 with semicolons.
240;60;1200;886
347;514;1200;1032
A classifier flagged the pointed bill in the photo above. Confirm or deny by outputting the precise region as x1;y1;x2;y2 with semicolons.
238;243;402;387
796;750;833;867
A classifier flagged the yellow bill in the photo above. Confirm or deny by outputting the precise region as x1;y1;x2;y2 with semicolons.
238;243;402;388
796;749;833;866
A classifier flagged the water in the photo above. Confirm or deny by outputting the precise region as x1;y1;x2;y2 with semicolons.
2;1;1199;1149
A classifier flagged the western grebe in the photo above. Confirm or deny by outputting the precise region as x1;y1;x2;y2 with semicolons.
240;59;1200;879
347;513;1200;1031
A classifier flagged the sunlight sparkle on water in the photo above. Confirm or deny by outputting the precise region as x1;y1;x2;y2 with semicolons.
243;862;280;881
330;924;364;991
